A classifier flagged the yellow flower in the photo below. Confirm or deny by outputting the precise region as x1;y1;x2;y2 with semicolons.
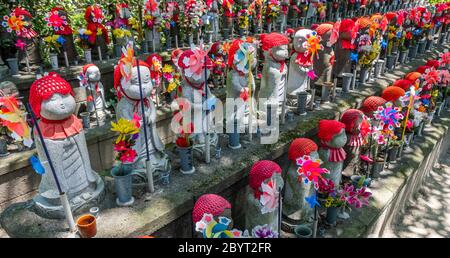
162;64;174;73
325;197;334;208
97;28;103;36
111;118;139;143
167;81;178;93
85;30;92;35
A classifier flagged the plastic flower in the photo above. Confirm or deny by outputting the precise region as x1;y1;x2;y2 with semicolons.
120;149;137;163
252;224;278;238
318;177;335;195
296;155;329;189
259;179;279;214
15;39;26;51
111;118;140;142
422;67;440;86
348;187;372;208
0;96;33;147
439;51;450;66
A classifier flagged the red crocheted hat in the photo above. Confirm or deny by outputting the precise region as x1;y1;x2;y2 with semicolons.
316;23;334;36
29;72;74;118
310;24;319;30
381;86;406;102
340;109;364;134
192;194;231;223
13;7;32;18
317;120;346;142
385;12;397;22
249;160;282;199
82;64;96;75
416;65;431;74
357;17;372;29
288;138;318;162
113;59;151;100
393;79;413;91
425;60;440;69
339;19;355;33
360;96;387;117
227;39;243;67
405;72;422;82
260;33;289;51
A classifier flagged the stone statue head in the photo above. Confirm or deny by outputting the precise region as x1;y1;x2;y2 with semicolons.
317;120;347;148
340;109;365;136
293;29;314;53
288;138;320;164
114;60;153;100
249;160;284;200
29;73;76;120
261;32;289;61
83;64;101;83
192;194;232;225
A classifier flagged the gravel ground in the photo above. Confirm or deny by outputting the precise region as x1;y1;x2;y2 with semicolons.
382;147;450;238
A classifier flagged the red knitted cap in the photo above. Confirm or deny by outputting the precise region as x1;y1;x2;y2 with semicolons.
310;24;319;30
393;79;413;91
317;120;346;142
381;86;406;102
288;138;318;162
339;19;355;33
29;72;74;118
416;65;431;74
82;64;96;75
405;72;422;82
340;109;364;134
357;17;372;29
316;23;333;36
360;96;387;117
227;39;243;67
425;60;440;69
192;194;231;223
249;160;282;199
13;7;32;18
113;59;151;100
385;12;397;21
260;33;289;51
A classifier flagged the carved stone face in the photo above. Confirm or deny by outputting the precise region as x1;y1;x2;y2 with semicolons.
293;29;313;52
261;172;284;194
326;129;347;149
270;45;289;61
321;30;332;44
86;66;101;82
310;151;320;160
120;66;153;99
40;93;76;120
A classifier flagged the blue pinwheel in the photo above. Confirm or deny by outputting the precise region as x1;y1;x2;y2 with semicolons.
56;35;66;46
350;52;359;62
30;155;45;175
305;193;321;209
381;39;387;50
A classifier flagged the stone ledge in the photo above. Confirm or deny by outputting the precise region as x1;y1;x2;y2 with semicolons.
1;44;449;238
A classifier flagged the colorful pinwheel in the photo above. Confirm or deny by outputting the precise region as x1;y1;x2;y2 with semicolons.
306;31;323;60
0;96;33;147
296;155;329;190
259;178;279;214
195;213;243;238
305;193;320;209
373;102;404;131
119;42;134;82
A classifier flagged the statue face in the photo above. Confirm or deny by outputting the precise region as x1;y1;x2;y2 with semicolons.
270;45;289;61
327;129;347;148
321;31;332;44
121;66;153;99
40;93;76;120
293;29;313;52
310;151;319;160
262;173;284;193
86;66;101;82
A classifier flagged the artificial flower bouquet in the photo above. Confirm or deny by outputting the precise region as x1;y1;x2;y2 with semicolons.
43;35;65;54
111;115;141;176
112;28;133;46
162;64;182;94
323;183;372;210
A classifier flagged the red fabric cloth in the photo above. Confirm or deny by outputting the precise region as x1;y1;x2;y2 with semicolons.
260;33;289;51
288;138;318;162
320;141;347;162
192;194;231;223
381;86;406;102
249;160;282;199
317;120;346;143
39;115;82;140
29;73;74;118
